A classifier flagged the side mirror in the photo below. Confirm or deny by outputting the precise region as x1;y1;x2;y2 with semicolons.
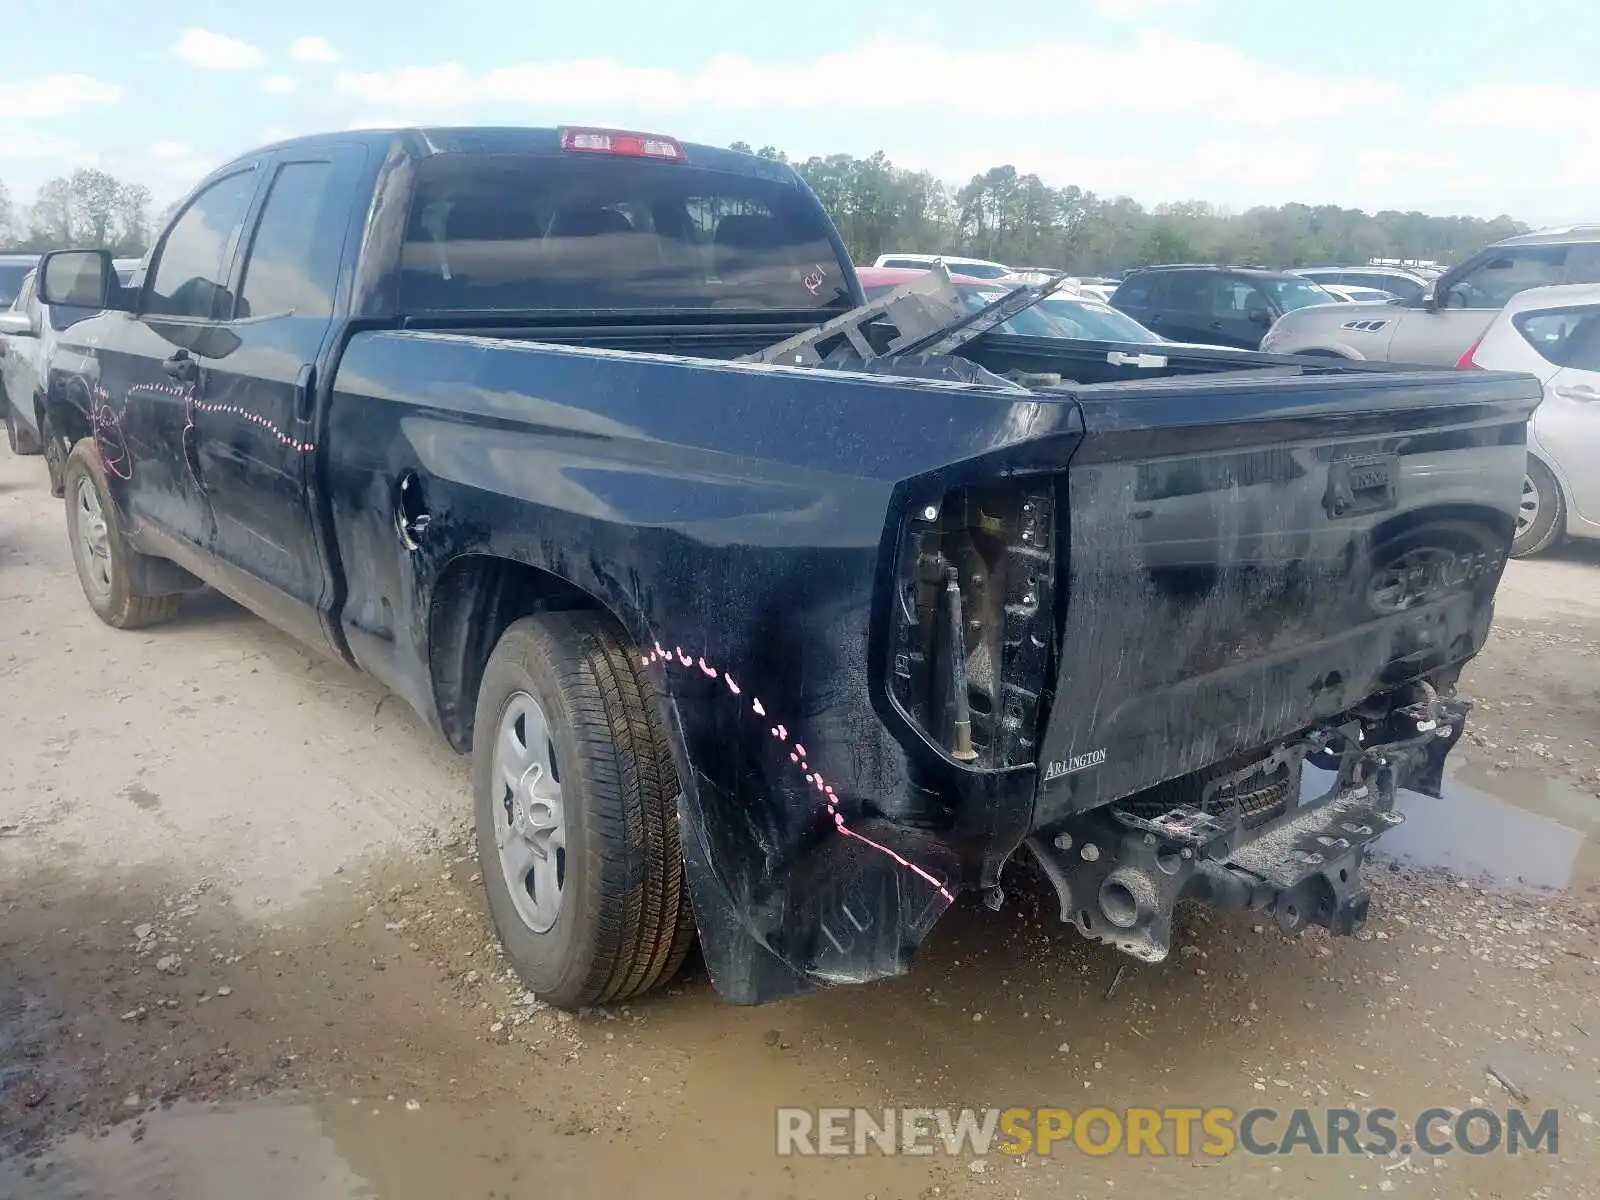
1246;305;1272;326
36;249;128;311
0;311;34;336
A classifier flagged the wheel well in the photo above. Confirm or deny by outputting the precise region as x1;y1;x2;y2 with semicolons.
1293;347;1356;359
1525;452;1568;533
427;555;608;753
43;389;91;447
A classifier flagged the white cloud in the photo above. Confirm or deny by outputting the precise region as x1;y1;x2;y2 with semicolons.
0;74;121;119
893;135;1327;206
172;28;268;71
1427;84;1598;133
345;115;412;131
333;31;1399;128
150;140;193;162
0;131;88;161
260;75;300;95
1094;0;1198;18
290;36;342;64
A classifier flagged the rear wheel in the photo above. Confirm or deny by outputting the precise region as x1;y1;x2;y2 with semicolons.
472;611;696;1010
61;439;183;628
4;400;42;456
1510;458;1564;558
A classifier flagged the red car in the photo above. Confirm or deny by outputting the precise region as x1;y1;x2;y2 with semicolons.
856;266;1068;338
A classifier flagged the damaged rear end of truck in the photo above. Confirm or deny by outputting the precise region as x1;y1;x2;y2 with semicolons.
658;351;1538;1004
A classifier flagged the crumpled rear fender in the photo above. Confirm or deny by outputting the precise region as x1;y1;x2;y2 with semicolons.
639;583;1041;1003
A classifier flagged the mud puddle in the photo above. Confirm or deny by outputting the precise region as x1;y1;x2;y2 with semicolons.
1304;758;1600;893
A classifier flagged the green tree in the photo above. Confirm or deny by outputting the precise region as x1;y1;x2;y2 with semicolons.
0;178;16;244
28;177;75;246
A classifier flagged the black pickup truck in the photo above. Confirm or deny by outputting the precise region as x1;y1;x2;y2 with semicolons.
35;125;1539;1009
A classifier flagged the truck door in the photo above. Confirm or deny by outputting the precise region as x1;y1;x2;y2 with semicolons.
189;146;365;655
94;163;265;562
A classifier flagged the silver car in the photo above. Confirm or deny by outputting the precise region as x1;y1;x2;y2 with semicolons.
1263;225;1600;366
1291;265;1431;305
0;258;141;462
1461;283;1600;557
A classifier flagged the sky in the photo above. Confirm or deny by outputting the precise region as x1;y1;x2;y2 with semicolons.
2;0;1595;225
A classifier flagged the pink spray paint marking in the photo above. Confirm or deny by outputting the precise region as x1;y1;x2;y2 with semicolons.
642;641;955;903
88;382;316;485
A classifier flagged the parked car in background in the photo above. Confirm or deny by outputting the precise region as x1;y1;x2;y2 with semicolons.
871;251;1014;280
857;267;1066;336
1318;284;1397;304
1073;276;1120;303
0;258;142;467
1291;266;1431;305
1458;283;1600;557
0;253;38;308
0;269;45;454
858;268;1241;352
1263;225;1600;365
1109;264;1338;349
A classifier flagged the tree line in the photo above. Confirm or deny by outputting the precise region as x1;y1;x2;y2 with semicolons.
3;150;1529;273
0;169;168;257
732;144;1528;273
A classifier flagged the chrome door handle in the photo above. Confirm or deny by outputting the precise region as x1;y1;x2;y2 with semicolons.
163;350;199;383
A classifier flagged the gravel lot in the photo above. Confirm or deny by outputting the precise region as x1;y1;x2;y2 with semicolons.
2;443;1597;1199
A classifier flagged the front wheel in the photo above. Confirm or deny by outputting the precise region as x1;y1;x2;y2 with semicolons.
1510;458;1564;559
61;439;183;628
471;611;696;1009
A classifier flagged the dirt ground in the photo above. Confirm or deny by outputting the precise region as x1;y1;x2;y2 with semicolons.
2;444;1597;1200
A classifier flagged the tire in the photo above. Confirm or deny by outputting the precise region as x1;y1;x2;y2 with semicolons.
4;399;42;456
61;438;183;629
472;611;696;1009
1510;457;1564;559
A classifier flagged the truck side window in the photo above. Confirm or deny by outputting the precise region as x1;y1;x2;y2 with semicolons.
147;169;259;321
237;161;341;321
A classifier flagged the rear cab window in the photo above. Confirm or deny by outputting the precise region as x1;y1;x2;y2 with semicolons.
399;153;854;315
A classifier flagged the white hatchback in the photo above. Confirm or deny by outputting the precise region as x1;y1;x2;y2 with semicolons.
1461;283;1600;557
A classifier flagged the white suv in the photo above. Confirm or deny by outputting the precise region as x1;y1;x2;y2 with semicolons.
1262;225;1600;366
